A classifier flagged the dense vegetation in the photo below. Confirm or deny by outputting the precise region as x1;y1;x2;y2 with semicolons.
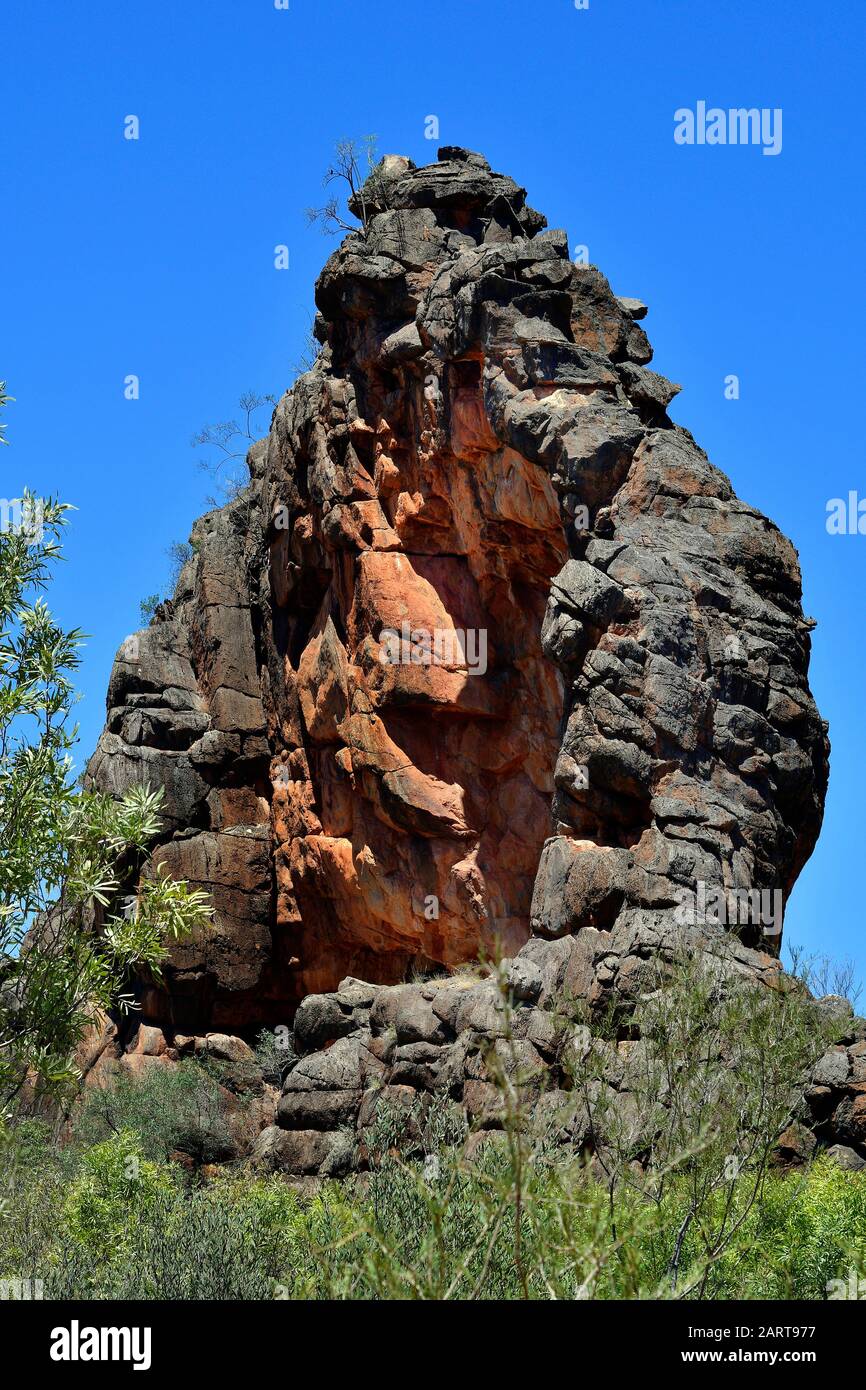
4;1072;866;1300
4;951;865;1302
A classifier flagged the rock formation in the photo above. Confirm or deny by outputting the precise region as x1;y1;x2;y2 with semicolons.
85;148;835;1172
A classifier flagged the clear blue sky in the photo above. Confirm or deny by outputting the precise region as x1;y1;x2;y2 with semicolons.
2;1;864;984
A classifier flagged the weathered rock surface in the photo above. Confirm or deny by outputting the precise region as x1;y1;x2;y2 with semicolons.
85;149;831;1168
259;945;866;1178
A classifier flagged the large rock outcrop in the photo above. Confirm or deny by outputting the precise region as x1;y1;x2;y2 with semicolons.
86;148;830;1165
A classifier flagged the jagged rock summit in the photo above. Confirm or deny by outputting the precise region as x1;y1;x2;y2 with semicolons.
85;148;831;1169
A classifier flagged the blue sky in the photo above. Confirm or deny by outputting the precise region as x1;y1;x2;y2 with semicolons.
2;0;864;984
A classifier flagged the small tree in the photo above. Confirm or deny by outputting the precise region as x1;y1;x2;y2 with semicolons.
139;594;161;626
138;543;195;627
565;934;834;1297
306;136;383;235
191;390;276;505
166;539;195;589
0;388;211;1122
138;391;274;621
788;944;862;1009
294;313;323;378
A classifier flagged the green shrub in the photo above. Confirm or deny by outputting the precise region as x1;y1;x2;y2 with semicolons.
61;1131;174;1255
3;1126;866;1300
254;1027;295;1086
73;1059;234;1165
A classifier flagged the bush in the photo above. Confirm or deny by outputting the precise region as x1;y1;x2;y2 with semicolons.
253;1027;296;1087
74;1060;235;1165
61;1131;175;1254
3;1116;866;1300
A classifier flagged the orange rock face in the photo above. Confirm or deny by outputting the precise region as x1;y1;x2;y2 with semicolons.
270;390;568;996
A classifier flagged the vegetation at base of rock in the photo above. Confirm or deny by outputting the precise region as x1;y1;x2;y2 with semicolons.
2;948;861;1301
0;415;213;1121
73;1060;235;1166
563;943;837;1293
2;1118;865;1300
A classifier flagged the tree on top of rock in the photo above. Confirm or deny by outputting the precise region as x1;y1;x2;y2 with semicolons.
306;136;384;235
